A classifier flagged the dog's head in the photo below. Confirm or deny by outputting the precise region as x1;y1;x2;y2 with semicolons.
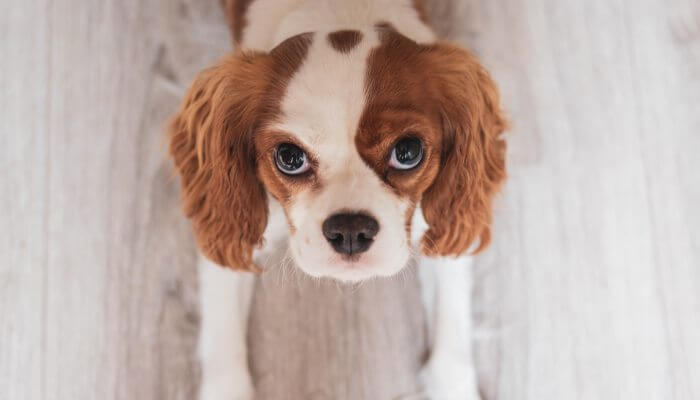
169;26;506;282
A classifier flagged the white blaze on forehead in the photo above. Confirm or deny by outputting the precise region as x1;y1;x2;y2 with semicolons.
271;28;379;179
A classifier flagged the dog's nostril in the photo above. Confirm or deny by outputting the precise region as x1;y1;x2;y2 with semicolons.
322;213;380;256
329;233;344;245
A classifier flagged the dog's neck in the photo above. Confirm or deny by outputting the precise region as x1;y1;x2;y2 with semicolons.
238;0;435;51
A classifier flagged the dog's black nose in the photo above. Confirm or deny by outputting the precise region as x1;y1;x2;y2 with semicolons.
322;213;379;256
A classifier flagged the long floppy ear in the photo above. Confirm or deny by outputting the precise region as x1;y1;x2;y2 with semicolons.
421;43;507;256
168;52;270;271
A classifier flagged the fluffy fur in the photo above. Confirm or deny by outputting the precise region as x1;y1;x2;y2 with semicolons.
168;1;506;399
169;33;314;271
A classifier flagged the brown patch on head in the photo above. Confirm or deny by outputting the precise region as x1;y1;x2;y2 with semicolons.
374;21;395;37
357;27;507;257
357;28;443;202
327;30;363;53
258;33;314;121
254;33;325;207
221;0;256;45
168;33;313;271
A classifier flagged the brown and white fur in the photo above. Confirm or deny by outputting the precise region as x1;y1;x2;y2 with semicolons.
168;0;506;399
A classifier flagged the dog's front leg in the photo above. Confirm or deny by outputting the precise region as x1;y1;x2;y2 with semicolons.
198;257;256;400
418;255;479;400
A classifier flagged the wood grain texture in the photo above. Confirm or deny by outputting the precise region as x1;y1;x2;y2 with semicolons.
1;0;698;399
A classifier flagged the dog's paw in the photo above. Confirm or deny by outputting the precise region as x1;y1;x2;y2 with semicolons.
419;356;480;400
199;370;254;400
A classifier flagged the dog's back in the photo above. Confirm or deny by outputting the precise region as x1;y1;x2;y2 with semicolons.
221;0;435;50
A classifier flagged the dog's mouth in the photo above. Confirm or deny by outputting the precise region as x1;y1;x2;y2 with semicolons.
289;247;410;283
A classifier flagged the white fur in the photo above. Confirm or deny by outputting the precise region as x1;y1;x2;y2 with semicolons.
243;0;435;51
271;28;411;282
199;199;287;400
411;208;480;399
198;1;479;399
198;258;255;400
418;255;479;399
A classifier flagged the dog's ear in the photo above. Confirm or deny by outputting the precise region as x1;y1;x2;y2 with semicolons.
169;52;271;271
420;43;507;256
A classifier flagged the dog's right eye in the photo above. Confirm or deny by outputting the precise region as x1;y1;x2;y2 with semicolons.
389;137;423;170
275;143;310;175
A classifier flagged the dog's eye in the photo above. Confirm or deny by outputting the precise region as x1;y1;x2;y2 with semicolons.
389;137;423;170
275;143;310;175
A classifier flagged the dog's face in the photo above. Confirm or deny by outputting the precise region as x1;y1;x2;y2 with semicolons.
169;26;506;281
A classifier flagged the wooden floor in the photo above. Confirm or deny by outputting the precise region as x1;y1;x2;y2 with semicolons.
2;0;699;399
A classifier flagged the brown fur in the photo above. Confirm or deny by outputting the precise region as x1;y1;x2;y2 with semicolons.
420;46;507;255
254;34;319;208
221;0;256;44
170;13;505;269
255;131;322;207
361;26;507;256
327;30;363;53
168;34;313;271
356;108;442;200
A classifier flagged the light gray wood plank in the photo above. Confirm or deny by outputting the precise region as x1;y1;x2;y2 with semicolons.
465;0;700;399
35;1;202;399
0;2;51;400
249;263;426;400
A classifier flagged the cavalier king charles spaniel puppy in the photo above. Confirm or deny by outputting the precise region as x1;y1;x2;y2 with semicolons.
168;0;506;398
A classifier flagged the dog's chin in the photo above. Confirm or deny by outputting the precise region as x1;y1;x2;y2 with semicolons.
291;250;410;283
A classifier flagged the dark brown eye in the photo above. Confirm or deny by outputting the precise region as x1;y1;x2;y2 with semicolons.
275;143;310;175
389;137;423;170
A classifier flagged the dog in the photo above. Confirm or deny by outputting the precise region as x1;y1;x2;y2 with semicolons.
168;0;506;398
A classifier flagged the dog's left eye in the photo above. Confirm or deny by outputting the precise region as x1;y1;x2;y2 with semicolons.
275;143;310;175
389;137;423;170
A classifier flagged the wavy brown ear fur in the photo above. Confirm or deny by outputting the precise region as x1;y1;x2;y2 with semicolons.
421;43;507;256
169;52;270;271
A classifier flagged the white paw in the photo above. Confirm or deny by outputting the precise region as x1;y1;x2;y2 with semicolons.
419;356;480;400
199;370;254;400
